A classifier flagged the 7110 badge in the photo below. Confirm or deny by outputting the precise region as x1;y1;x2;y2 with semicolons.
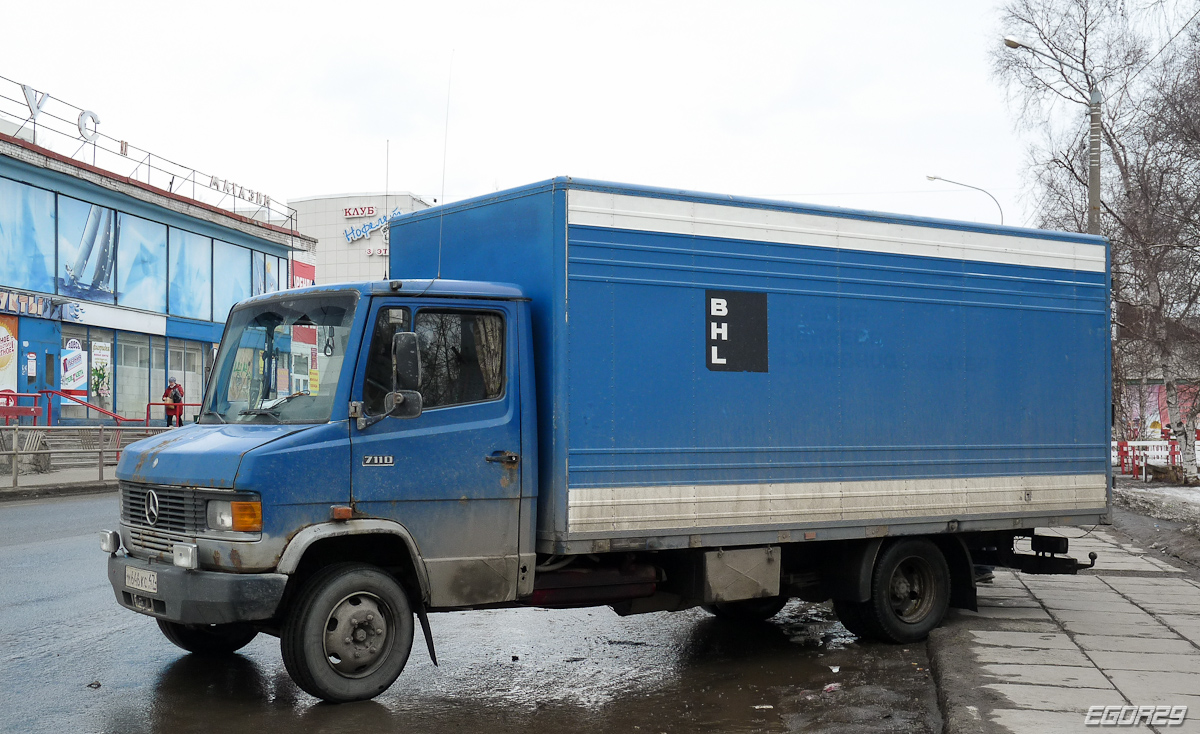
362;455;394;466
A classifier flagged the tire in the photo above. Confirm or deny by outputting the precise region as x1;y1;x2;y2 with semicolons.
832;599;877;639
157;620;258;655
281;563;415;703
862;538;950;643
703;596;789;622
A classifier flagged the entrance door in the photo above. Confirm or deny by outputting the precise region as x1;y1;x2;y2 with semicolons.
349;300;522;608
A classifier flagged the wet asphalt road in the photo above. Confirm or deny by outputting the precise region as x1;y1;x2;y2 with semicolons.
0;493;940;733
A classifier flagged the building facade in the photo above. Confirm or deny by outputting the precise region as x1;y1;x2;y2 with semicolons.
0;132;316;424
289;193;429;285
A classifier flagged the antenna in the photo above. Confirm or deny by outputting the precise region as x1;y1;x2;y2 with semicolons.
384;139;389;280
437;50;454;280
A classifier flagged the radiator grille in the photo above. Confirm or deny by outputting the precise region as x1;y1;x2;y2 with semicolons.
121;482;205;535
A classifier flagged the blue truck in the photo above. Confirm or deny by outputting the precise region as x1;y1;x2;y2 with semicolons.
102;178;1110;702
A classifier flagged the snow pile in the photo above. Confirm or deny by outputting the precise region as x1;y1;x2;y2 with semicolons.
1113;482;1200;536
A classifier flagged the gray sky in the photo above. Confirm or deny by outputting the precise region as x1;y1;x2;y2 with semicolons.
4;1;1052;228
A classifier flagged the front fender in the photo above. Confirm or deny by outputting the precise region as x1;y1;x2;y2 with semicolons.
277;519;431;602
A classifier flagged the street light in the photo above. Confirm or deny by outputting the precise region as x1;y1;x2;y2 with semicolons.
1003;36;1103;236
926;175;1004;225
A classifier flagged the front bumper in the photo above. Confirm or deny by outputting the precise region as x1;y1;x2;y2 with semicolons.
108;554;287;624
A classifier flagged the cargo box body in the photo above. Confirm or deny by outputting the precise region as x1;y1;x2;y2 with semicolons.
389;178;1111;555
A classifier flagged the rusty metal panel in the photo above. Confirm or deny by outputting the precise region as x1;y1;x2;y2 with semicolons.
702;546;780;603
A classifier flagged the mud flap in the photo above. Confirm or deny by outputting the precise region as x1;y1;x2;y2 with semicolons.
414;602;437;666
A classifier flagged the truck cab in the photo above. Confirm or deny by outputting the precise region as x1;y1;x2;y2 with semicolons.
105;279;537;701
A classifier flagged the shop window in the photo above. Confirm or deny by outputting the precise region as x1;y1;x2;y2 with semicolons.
168;229;213;321
413;310;504;410
115;214;167;313
116;333;150;419
0;177;55;294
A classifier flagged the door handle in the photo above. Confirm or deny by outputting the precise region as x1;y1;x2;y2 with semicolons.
485;451;520;466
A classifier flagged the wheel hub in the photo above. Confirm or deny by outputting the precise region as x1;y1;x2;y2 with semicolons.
889;557;933;623
323;593;390;677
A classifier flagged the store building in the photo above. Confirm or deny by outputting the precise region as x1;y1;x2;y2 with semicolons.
0;131;316;424
290;192;429;284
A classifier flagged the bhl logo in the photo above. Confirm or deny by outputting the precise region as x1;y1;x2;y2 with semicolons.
706;290;768;373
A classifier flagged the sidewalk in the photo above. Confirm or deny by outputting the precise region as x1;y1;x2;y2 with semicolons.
0;465;116;501
931;526;1200;733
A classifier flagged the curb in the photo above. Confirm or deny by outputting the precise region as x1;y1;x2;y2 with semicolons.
928;620;993;734
0;481;118;503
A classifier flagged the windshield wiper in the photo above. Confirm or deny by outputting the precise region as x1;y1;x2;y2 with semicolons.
201;410;227;424
238;408;282;423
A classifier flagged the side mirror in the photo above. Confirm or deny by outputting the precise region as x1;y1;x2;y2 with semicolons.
384;389;422;419
392;331;421;392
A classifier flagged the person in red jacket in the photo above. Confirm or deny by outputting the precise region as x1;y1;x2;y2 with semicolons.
163;376;184;427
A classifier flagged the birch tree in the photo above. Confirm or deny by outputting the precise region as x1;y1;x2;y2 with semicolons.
993;0;1200;473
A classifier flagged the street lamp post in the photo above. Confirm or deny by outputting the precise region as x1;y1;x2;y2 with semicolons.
926;175;1004;225
1004;36;1102;236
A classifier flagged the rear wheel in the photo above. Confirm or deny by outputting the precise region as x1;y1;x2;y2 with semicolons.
281;563;414;703
703;596;789;622
861;538;950;643
157;620;258;655
832;599;876;639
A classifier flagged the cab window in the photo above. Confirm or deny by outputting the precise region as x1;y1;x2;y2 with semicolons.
363;307;411;415
414;310;505;409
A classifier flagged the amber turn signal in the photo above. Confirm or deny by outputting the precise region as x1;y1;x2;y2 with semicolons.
330;505;354;521
230;501;263;532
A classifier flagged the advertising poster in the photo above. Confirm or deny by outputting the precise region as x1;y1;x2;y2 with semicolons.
115;214;167;313
0;315;18;393
265;257;277;293
168;229;213;321
292;260;315;289
213;241;251;323
91;341;112;407
57;196;118;303
309;346;319;395
0;178;56;294
61;347;88;398
252;251;265;296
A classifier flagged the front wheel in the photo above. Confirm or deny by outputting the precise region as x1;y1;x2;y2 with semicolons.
157;620;258;655
281;563;415;703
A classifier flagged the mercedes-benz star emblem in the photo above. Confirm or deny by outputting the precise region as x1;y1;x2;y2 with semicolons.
145;490;160;526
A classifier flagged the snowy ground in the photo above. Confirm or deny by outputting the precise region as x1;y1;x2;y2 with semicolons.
1114;477;1200;535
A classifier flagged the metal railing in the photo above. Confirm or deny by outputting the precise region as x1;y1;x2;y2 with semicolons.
38;389;144;426
1;424;170;488
0;74;298;230
145;402;203;427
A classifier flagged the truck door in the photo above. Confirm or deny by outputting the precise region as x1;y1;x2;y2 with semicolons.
349;300;522;607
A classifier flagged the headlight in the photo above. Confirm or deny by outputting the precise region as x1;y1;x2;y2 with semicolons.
206;500;262;532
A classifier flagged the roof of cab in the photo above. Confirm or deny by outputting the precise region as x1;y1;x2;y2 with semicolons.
238;279;526;306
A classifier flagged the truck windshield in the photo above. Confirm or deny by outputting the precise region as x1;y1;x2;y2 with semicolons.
200;292;358;424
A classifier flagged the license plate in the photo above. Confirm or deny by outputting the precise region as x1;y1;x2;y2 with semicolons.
125;566;158;594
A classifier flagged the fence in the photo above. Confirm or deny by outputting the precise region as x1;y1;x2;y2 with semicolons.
1;425;170;488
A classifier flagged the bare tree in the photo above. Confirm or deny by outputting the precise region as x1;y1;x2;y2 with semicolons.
993;0;1200;473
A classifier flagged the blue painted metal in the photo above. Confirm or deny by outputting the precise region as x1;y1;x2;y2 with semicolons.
346;298;524;573
389;179;1111;547
119;423;319;488
165;315;224;343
